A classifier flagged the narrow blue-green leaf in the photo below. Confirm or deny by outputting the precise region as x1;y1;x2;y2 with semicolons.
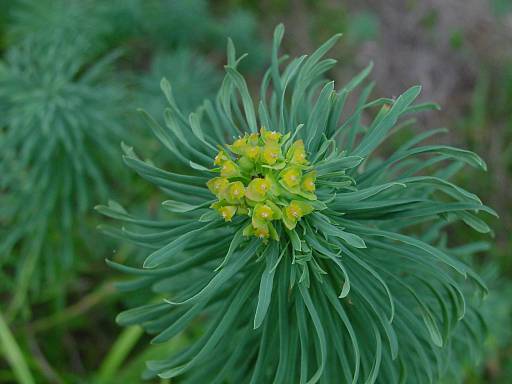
299;284;327;384
354;85;422;157
165;240;260;305
143;222;218;268
162;200;211;213
215;226;246;271
254;243;279;329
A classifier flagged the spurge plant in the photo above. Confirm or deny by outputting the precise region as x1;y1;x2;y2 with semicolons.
98;25;495;383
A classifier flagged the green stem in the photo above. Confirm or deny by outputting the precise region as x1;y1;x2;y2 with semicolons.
0;310;35;384
8;241;42;320
95;326;144;384
29;281;116;333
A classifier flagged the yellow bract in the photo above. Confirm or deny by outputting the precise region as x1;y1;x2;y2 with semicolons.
246;146;260;160
288;139;308;165
220;161;240;178
261;143;281;165
301;172;316;192
207;177;229;196
283;200;314;230
246;177;272;202
286;201;303;218
226;181;245;203
261;127;282;143
254;203;273;221
281;167;301;188
254;226;270;239
214;151;229;166
219;206;237;221
230;137;248;154
208;128;318;240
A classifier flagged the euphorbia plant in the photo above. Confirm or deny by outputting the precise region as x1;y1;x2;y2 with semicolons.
98;25;494;382
0;37;124;313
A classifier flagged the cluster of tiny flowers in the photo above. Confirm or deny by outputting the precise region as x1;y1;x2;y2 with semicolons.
207;128;317;240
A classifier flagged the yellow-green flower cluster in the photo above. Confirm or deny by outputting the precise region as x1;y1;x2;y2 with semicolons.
207;128;317;240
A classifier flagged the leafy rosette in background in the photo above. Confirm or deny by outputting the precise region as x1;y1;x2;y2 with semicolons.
0;38;124;314
208;9;268;71
5;0;111;57
138;49;222;120
98;25;495;382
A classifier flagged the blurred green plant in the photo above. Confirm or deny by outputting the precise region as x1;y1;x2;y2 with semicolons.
0;38;125;315
137;49;222;119
451;65;512;383
99;25;494;382
491;0;512;16
208;9;268;70
6;0;110;56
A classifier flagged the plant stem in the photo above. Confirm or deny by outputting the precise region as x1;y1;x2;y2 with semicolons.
95;326;144;384
29;281;116;333
8;237;42;321
0;310;35;384
26;329;64;384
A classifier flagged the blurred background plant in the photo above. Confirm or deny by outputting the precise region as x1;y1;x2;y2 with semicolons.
0;0;510;383
0;36;125;317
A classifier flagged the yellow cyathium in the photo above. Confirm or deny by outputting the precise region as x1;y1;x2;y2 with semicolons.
207;128;317;241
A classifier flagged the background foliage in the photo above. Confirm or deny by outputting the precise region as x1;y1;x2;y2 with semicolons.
0;0;510;383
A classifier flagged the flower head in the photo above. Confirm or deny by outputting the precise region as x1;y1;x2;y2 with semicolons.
208;130;317;237
245;145;260;160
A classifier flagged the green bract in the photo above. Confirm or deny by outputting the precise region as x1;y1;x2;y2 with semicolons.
99;24;495;383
